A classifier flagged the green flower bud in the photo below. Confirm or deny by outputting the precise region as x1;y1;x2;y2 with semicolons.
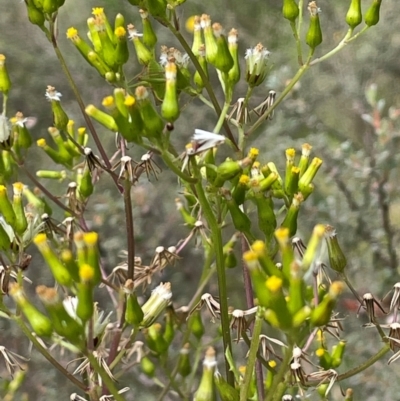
301;224;326;272
189;311;205;340
222;189;252;234
275;227;295;281
34;233;73;286
251;240;285;280
331;340;346;368
0;185;16;227
306;2;323;50
60;249;80;282
36;138;69;167
254;192;276;243
265;276;292;330
0;218;12;251
139;9;157;50
243;250;270;307
346;0;362;29
214;371;239;401
310;281;343;327
201;14;218;65
287;261;305;315
292;305;311;327
25;0;45;27
76;263;95;322
178;343;192;377
315;347;332;370
194;45;209;91
73;232;87;268
214;158;251;188
1;150;13;182
42;0;65;14
135;86;164;140
212;23;234;73
124;279;144;327
145;0;167;18
0;55;11;95
285;166;300;197
114;26;129;66
87;17;102;53
78;166;94;199
227;29;240;85
77;127;88;147
47;127;73;165
12;112;33;150
163;306;175;345
146;323;168;354
114;13;125;30
191;16;202;57
12;182;28;236
45;86;69;131
161;61;180;122
231;174;249;206
36;285;84;344
245;43;271;88
93;7;115;42
82;232;101;285
141;282;172;328
283;0;300;22
298;157;322;193
365;0;382;26
175;198;196;227
128;24;153;65
324;225;347;273
194;347;217;401
85;104;118;131
345;389;354;401
87;51;111;77
141;355;156;377
9;283;53;337
280;193;303;237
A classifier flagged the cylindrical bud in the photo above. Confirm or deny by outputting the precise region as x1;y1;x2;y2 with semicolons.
365;0;382;26
283;0;300;22
9;283;53;337
0;185;16;227
141;282;172;328
76;263;95;321
85;104;118;131
161;62;180;122
0;54;11;95
346;0;363;29
194;347;217;401
124;279;144;327
34;233;73;287
324;225;347;273
177;343;192;377
128;24;153;66
12;182;28;236
306;2;323;50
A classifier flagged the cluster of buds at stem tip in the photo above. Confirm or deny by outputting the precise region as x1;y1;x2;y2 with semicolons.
306;1;323;51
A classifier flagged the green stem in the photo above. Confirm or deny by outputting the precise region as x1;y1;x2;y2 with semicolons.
86;352;125;401
309;28;355;66
240;309;263;401
297;0;304;37
161;150;198;183
266;343;293;401
213;100;231;135
2;93;7;115
123;179;135;281
191;159;234;386
163;20;239;150
246;62;310;137
339;272;362;304
290;21;304;65
337;344;390;381
14;316;87;392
